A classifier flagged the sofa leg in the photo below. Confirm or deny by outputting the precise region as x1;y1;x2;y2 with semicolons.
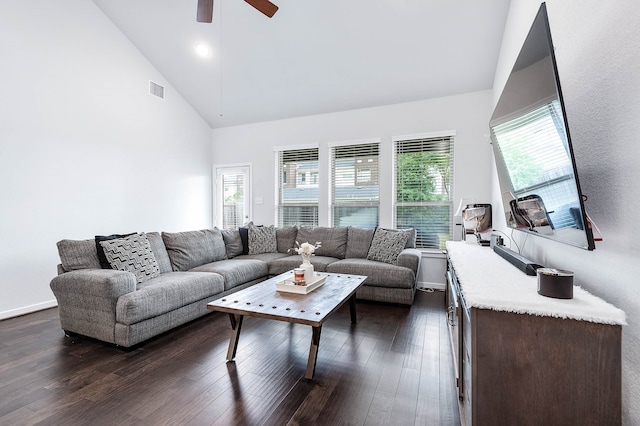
63;330;77;338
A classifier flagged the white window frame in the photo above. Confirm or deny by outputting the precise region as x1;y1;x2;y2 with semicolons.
392;131;455;249
328;138;381;228
274;144;320;227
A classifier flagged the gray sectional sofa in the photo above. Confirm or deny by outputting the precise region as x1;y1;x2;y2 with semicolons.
51;225;421;347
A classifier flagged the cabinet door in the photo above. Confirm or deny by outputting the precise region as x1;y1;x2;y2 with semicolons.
446;270;461;393
461;304;473;425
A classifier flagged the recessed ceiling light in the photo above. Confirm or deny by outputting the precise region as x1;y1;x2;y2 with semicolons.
195;43;212;57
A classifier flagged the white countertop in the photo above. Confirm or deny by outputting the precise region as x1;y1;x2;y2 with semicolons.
446;241;627;326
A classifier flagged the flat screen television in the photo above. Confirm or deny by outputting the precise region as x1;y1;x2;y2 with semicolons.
489;2;596;250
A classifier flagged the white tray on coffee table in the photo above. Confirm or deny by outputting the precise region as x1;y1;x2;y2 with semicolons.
276;272;327;294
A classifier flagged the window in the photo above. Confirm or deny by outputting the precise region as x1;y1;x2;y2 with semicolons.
275;147;319;227
330;141;380;228
394;134;454;249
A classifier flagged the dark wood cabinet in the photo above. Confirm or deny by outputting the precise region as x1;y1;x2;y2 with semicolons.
446;242;623;426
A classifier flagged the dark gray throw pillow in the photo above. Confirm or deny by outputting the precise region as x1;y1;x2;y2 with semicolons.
239;225;250;255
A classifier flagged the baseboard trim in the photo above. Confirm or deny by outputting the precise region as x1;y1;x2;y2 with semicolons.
0;300;58;320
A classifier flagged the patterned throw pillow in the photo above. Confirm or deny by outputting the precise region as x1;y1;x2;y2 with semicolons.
95;233;135;269
248;224;277;255
367;228;410;265
100;233;160;284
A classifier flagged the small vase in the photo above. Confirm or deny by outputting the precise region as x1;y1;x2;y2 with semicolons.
300;255;314;283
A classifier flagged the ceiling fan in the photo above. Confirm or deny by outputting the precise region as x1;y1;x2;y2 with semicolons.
197;0;279;23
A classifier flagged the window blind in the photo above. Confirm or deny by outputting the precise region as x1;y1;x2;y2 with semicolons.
275;148;319;227
394;135;454;249
330;142;380;228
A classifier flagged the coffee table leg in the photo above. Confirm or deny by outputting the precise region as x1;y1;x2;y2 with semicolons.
349;294;357;324
227;314;243;361
305;325;322;379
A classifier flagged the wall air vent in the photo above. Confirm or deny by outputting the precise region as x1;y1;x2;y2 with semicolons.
149;81;165;99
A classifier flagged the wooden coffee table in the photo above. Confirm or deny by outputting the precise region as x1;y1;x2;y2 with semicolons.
207;271;367;379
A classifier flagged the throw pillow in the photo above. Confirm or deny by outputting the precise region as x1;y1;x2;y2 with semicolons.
99;233;160;284
367;228;410;265
248;223;277;255
221;228;244;258
95;233;135;269
379;227;416;248
238;223;251;255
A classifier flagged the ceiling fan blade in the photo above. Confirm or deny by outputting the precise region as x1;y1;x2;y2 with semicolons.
197;0;213;23
244;0;278;18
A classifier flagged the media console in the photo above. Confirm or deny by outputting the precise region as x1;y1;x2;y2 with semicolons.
445;241;625;426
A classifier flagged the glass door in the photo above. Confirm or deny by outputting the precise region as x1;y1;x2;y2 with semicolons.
215;165;251;229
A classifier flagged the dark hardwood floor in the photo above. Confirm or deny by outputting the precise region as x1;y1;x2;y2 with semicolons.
0;289;460;426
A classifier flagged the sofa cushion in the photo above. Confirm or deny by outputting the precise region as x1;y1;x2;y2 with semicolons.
190;259;268;291
345;227;375;258
57;238;101;271
248;223;277;255
367;228;409;265
221;228;244;258
162;229;227;271
233;252;290;263
95;233;135;269
268;255;339;276
115;271;225;325
100;233;160;284
145;232;173;274
326;258;415;290
296;226;348;259
276;226;298;254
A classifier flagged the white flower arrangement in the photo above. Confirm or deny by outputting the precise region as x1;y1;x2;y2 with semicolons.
291;241;322;257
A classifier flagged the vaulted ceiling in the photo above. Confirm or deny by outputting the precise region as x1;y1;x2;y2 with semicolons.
93;0;511;128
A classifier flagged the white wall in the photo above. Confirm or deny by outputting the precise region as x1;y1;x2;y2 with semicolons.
0;1;213;319
212;90;494;227
492;1;640;423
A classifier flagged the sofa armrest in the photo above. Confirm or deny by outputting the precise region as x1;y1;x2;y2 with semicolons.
50;269;136;300
397;248;422;280
49;269;137;343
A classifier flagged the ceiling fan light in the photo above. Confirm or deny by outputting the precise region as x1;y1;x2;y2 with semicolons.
195;43;212;57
